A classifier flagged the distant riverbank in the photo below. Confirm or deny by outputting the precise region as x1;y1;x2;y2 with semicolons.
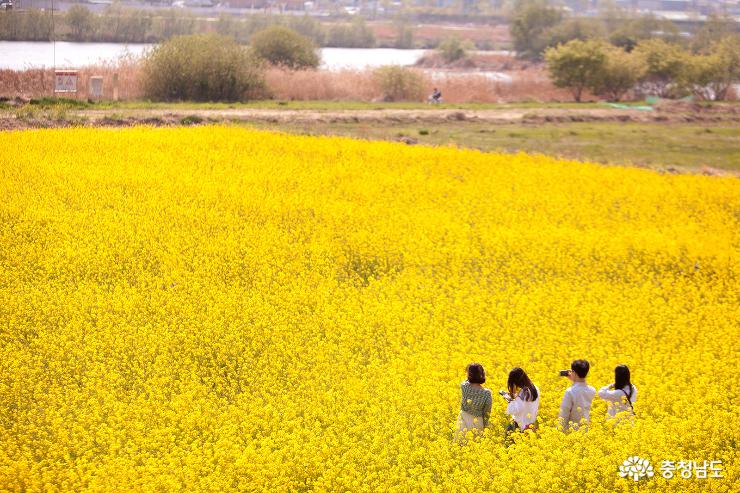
0;42;427;70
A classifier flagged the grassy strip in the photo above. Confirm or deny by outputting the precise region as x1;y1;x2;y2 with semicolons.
244;120;740;172
1;97;705;112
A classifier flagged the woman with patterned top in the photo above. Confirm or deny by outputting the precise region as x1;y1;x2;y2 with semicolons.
455;363;492;442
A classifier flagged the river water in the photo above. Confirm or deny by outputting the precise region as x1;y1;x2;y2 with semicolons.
0;41;427;71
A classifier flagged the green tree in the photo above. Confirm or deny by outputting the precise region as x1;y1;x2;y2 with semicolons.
215;14;244;42
437;36;472;63
394;19;414;49
100;6;152;43
593;46;646;101
250;25;320;69
510;0;563;59
632;39;689;97
691;14;738;53
373;65;424;102
545;39;607;102
544;17;606;49
0;9;52;40
156;8;195;40
243;14;273;39
682;36;740;101
26;9;54;40
326;17;376;48
609;15;682;52
66;5;95;41
142;34;265;102
286;15;326;46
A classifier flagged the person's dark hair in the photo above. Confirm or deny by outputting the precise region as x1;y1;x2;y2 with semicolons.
466;363;486;384
571;359;590;378
614;364;633;399
507;367;538;401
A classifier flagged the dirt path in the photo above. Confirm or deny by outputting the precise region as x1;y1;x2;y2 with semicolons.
86;107;540;124
75;106;726;125
3;102;738;130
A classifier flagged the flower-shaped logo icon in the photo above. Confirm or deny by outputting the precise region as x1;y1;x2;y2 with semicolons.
619;456;654;481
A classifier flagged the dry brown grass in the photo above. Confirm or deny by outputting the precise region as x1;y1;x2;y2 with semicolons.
264;68;378;101
428;71;576;103
267;67;573;103
0;58;143;101
0;60;581;104
492;70;581;103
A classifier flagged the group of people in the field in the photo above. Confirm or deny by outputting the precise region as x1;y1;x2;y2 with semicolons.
456;360;637;441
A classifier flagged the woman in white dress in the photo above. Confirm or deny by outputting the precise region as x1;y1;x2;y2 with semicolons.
598;365;637;418
503;367;540;434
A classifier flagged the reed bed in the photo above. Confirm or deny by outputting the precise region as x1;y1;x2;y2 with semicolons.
0;61;594;103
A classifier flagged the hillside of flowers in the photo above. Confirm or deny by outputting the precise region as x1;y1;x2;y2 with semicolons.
1;127;738;492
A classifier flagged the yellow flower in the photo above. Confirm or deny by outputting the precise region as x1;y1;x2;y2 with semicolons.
0;126;737;493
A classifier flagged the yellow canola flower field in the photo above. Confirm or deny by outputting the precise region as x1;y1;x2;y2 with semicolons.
1;127;738;493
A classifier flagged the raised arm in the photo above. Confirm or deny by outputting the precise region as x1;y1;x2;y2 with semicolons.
597;385;624;402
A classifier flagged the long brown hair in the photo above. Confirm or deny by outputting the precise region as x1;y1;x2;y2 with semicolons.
614;365;633;400
507;367;538;401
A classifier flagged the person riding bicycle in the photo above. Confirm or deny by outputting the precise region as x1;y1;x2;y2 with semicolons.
430;88;442;104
